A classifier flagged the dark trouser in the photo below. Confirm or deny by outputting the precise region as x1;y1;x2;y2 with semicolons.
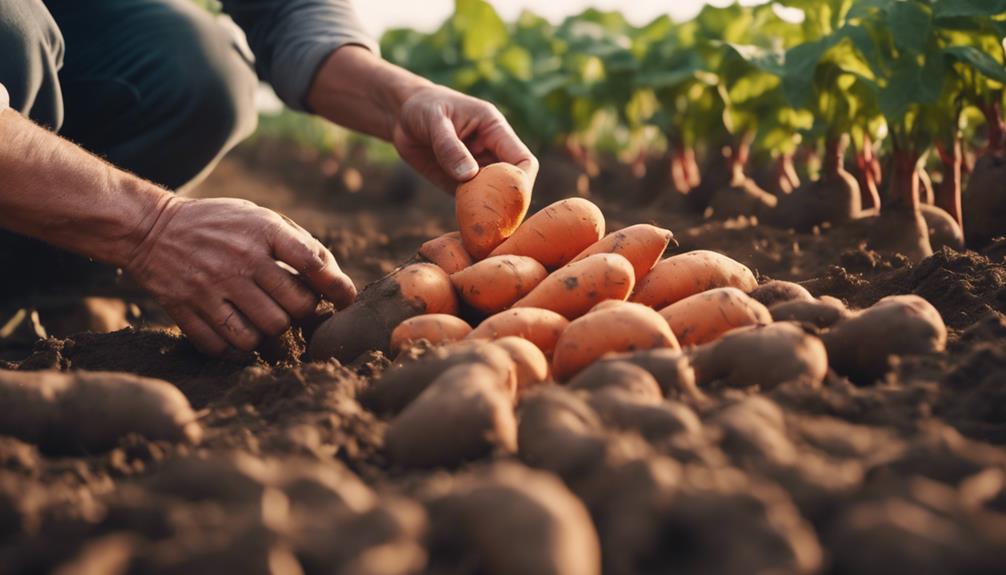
0;0;259;301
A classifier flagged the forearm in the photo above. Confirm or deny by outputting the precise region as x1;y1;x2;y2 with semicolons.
306;45;432;141
0;110;170;268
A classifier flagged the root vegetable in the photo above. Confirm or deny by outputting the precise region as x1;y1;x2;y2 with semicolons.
516;387;614;481
770;296;850;329
822;295;947;384
309;263;458;362
385;363;517;468
426;464;601;575
631;250;758;310
690;322;828;390
919;204;964;252
419;231;473;274
390;314;472;352
963;153;1006;249
749;280;813;308
450;255;547;314
362;340;516;415
467;308;570;357
587;394;702;441
551;302;679;380
489;198;605;268
493;336;550;393
596;349;702;401
455;163;532;259
0;370;201;453
569;224;674;282
513;253;635;320
659;287;772;346
566;361;662;403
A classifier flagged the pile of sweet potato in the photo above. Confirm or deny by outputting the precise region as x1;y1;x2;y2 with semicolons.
307;164;950;468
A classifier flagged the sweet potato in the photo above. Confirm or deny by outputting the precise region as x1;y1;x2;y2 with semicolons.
570;224;674;282
631;250;758;310
467;308;570;357
551;302;679;380
690;322;828;390
390;314;472;352
516;387;613;481
419;231;473;274
748;280;813;308
494;336;550;393
310;263;459;362
456;163;532;259
489;198;605;268
450;255;547;314
425;464;601;575
385;363;517;468
566;361;662;403
0;370;201;453
361;340;517;414
513;253;635;320
770;296;850;329
822;295;947;384
596;349;702;401
659;287;771;346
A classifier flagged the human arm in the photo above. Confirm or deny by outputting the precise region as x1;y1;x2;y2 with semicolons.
219;0;538;191
0;109;356;355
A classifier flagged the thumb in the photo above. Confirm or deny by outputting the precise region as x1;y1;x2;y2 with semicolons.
430;115;479;181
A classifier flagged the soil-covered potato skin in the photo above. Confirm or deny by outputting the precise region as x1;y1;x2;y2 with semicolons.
767;173;863;232
5;149;1006;574
963;153;1006;249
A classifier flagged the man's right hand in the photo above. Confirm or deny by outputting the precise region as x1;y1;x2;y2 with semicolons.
125;196;357;355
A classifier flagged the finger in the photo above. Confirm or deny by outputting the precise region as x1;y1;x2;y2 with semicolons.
271;227;358;308
479;112;539;183
166;305;229;356
201;300;262;352
226;282;292;337
255;261;321;319
430;114;479;181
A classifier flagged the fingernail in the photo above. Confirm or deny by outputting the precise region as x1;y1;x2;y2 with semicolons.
453;159;479;179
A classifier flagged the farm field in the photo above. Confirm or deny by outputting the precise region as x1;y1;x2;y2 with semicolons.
3;1;1006;574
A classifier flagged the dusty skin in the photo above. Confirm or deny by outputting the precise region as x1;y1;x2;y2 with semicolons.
2;145;1006;574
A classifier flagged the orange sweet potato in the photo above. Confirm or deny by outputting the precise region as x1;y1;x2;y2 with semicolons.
659;287;771;346
455;163;532;259
513;253;635;320
467;308;570;357
419;231;473;274
631;250;758;310
570;224;674;282
489;198;605;269
551;301;679;380
390;314;472;352
450;255;547;314
310;263;459;362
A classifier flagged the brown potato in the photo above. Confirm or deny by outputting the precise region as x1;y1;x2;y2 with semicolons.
385;363;517;468
596;348;702;401
361;340;516;415
770;296;850;329
690;322;828;390
566;361;663;403
822;294;947;384
748;280;814;308
425;463;601;575
494;336;550;394
0;370;201;453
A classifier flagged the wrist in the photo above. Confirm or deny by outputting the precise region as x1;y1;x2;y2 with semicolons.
105;174;177;270
307;45;432;140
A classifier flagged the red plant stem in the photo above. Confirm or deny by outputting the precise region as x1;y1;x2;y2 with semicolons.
983;100;1005;155
935;139;964;230
889;148;922;211
774;153;799;194
683;147;700;188
823;137;846;179
730;135;753;183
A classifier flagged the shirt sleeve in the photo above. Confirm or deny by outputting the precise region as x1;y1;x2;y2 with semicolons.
220;0;379;111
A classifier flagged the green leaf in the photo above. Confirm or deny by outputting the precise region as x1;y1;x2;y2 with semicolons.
944;45;1006;83
933;0;1006;19
453;0;508;60
888;1;932;54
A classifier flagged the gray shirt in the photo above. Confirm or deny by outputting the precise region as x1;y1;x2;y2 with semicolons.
0;1;377;114
221;0;379;110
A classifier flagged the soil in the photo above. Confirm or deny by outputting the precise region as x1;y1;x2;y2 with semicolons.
2;141;1006;574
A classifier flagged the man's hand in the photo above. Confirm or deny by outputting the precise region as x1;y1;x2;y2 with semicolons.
125;196;357;355
392;84;539;192
307;46;539;192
